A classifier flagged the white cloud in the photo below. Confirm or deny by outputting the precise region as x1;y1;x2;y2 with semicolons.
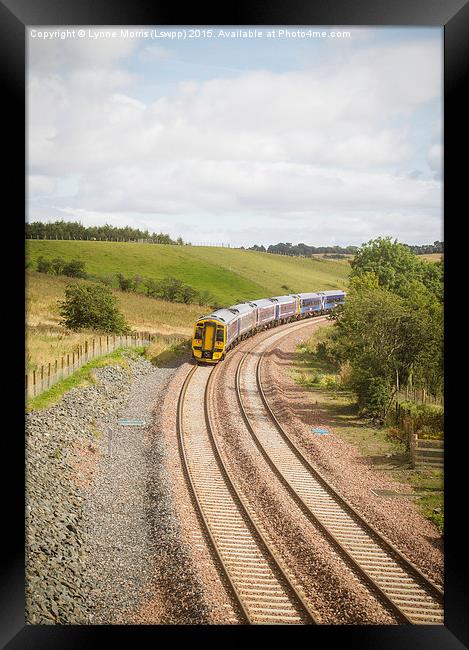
28;175;57;195
27;33;442;245
427;144;443;174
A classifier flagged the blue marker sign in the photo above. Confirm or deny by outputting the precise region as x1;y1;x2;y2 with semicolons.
312;427;330;435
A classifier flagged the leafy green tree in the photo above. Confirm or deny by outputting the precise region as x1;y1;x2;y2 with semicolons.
331;271;443;419
349;236;422;295
59;283;129;333
179;284;197;304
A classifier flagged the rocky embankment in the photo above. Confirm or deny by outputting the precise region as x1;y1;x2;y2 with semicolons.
25;352;210;625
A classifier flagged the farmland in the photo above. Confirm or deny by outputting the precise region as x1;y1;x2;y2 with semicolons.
26;241;350;305
26;242;350;370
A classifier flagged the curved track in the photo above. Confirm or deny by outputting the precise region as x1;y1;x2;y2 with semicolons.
176;354;319;624
234;325;444;625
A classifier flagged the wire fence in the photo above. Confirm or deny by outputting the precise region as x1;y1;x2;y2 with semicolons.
25;331;155;400
395;387;443;406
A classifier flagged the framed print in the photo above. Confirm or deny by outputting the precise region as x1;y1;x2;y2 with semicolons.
1;0;468;647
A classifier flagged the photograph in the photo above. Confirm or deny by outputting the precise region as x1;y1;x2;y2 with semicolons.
22;22;447;629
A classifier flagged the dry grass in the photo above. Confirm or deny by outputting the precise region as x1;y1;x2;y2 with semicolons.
419;253;443;262
26;271;203;370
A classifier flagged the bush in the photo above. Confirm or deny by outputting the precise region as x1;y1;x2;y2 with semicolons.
59;283;130;333
351;371;391;421
50;257;66;275
35;255;87;278
36;256;52;273
397;401;444;437
63;259;87;278
116;273;135;292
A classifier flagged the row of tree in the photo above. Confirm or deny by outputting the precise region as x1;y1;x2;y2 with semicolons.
247;242;360;256
26;220;186;245
324;237;443;420
33;255;218;308
247;240;443;257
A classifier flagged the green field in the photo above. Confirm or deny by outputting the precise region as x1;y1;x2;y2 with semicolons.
26;241;350;305
26;241;350;371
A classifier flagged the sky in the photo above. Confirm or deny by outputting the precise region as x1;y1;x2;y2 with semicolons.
27;26;443;247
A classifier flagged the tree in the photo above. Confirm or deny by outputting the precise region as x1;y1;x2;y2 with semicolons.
330;272;443;419
59;283;129;333
349;237;421;295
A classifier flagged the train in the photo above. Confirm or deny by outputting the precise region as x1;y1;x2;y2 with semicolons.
191;290;346;364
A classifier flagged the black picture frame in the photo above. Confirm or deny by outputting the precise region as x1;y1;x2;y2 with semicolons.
2;0;467;647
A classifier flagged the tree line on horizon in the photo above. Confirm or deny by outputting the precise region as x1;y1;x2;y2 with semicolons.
26;220;186;245
246;240;443;257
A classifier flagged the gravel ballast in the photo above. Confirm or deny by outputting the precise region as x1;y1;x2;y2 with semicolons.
261;323;444;588
26;351;211;625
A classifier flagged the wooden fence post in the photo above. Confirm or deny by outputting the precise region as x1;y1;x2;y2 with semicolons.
48;363;51;388
33;370;36;397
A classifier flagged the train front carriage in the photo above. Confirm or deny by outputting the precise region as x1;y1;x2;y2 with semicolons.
192;308;235;363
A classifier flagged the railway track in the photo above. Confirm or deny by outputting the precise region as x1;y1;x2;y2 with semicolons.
176;355;320;624
234;324;444;625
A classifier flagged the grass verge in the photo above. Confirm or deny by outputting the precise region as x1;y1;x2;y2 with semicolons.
26;347;143;412
291;329;444;533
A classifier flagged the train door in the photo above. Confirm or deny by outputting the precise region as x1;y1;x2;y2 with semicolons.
202;322;216;353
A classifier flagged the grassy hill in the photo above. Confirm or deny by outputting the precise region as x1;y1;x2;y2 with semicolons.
26;242;350;371
26;271;206;370
26;241;350;304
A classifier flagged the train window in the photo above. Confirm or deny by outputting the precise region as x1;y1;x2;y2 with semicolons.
195;326;203;339
216;329;224;342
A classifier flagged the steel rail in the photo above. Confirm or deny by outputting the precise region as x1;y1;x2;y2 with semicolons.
176;354;319;624
231;323;443;624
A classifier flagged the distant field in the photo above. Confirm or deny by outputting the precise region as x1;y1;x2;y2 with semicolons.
418;253;443;263
26;241;350;305
26;242;350;370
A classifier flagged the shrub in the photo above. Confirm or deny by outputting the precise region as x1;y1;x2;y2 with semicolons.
397;401;444;437
59;283;130;333
197;290;215;307
351;371;391;421
62;259;87;278
116;273;135;292
36;256;52;273
156;277;185;302
50;257;66;275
